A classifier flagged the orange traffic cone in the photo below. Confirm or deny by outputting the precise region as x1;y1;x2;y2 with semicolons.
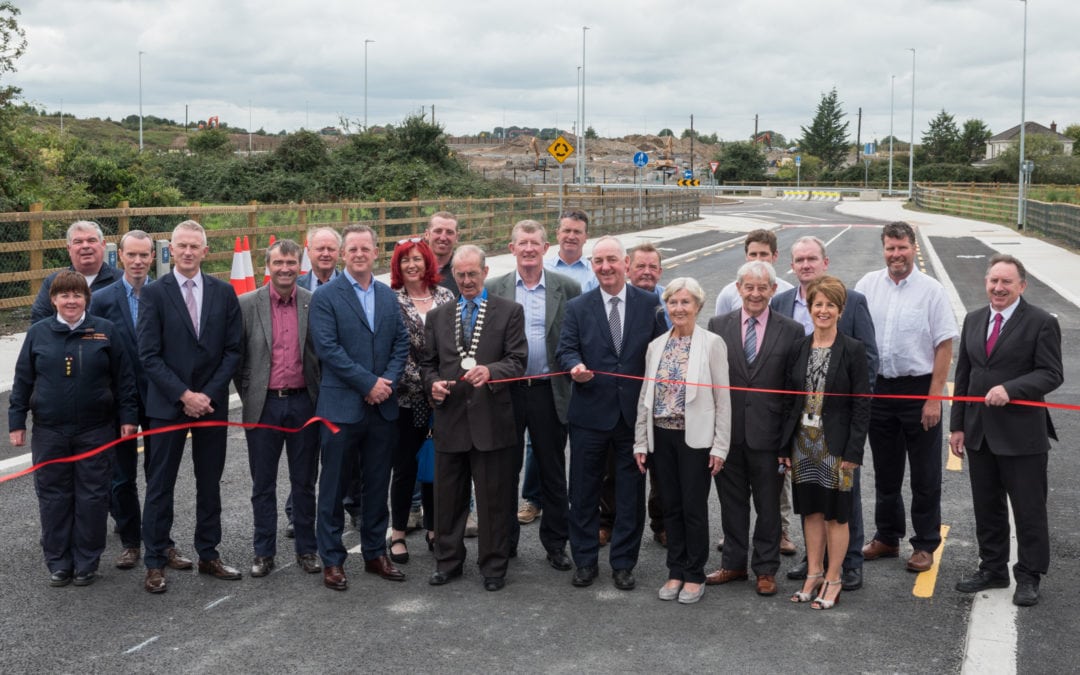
263;234;276;286
230;237;247;295
242;235;256;292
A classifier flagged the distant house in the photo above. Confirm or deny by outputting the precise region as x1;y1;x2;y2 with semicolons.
985;121;1073;159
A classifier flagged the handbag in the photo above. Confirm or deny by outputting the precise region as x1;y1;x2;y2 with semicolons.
416;417;435;484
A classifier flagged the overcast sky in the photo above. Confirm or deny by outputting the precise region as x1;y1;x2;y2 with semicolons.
9;0;1079;144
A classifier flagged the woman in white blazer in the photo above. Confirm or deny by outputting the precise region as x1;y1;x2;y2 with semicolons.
634;277;731;604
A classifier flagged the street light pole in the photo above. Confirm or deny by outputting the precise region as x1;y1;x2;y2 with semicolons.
907;48;915;201
1017;0;1028;229
889;74;895;195
576;65;581;182
580;26;588;184
364;39;374;132
138;51;144;152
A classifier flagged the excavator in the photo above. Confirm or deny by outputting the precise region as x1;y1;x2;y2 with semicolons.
653;135;677;173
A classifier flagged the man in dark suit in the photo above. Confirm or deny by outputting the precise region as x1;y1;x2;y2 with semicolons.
296;226;341;292
237;239;322;578
487;220;581;572
771;235;878;591
137;220;244;594
705;260;803;596
89;230;191;573
31;220;120;323
422;245;527;591
557;235;666;591
309;224;410;591
950;254;1063;607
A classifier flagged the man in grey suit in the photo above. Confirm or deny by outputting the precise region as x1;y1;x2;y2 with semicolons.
705;260;803;596
771;235;878;591
950;254;1063;607
237;239;322;579
487;220;581;572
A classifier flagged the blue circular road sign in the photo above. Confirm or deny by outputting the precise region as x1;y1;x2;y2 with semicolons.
633;151;648;167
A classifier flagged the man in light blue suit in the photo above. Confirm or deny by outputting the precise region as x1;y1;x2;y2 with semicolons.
309;224;410;591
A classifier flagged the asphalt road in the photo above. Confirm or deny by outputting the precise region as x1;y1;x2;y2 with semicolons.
0;199;1076;673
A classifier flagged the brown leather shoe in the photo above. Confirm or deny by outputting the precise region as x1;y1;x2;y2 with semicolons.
197;558;243;580
296;553;322;574
115;547;140;569
144;568;166;594
598;528;611;547
779;533;797;556
364;554;406;582
705;568;749;585
756;574;778;596
323;565;348;591
166;547;194;570
907;550;933;573
862;539;900;561
251;556;275;578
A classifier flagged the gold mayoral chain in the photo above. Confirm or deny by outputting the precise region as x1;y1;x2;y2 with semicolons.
454;299;488;370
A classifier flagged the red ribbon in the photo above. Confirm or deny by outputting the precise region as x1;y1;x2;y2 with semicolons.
0;417;340;485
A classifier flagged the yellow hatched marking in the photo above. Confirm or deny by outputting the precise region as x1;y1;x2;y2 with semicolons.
912;524;950;598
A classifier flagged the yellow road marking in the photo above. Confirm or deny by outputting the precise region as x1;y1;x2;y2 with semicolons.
945;382;962;472
912;524;950;598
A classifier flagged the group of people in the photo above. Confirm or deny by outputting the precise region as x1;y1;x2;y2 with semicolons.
9;212;1062;609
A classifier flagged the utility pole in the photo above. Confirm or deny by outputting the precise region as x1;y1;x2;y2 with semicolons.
908;48;916;200
856;107;862;163
754;114;758;140
580;26;589;184
690;114;695;178
889;75;895;195
138;51;144;152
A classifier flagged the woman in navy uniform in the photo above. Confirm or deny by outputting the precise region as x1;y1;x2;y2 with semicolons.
9;271;138;587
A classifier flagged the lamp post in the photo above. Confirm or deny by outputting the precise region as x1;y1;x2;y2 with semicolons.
889;74;895;195
138;51;144;152
580;26;588;184
576;65;581;182
907;48;915;201
1017;0;1028;230
364;39;375;132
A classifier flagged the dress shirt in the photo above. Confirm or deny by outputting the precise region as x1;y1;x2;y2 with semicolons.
267;284;306;390
599;284;628;345
121;276;141;326
987;297;1020;339
651;284;672;329
740;307;769;350
855;267;958;378
791;286;813;335
55;312;87;331
343;268;376;329
714;277;794;317
515;271;549;376
298;269;340;292
173;268;203;320
546;254;597;291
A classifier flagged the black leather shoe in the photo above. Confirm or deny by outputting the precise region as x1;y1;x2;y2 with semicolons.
49;570;73;587
251;556;275;578
1013;580;1039;607
73;571;97;587
612;568;636;591
508;545;518;559
284;523;295;539
956;569;1010;594
296;553;322;574
429;566;463;586
842;567;863;591
546;550;572;571
787;559;809;580
572;565;598;587
483;576;505;591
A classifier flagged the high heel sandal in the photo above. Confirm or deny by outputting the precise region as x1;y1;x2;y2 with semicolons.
790;573;824;603
811;579;842;610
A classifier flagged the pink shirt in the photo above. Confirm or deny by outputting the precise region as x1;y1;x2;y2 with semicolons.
740;306;769;350
267;285;306;390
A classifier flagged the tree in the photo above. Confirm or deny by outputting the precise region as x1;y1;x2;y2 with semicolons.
585;126;597;139
799;88;849;171
958;119;992;163
658;128;674;137
1063;124;1080;156
715;142;766;182
187;127;233;155
921;110;961;163
273;130;327;172
0;1;26;107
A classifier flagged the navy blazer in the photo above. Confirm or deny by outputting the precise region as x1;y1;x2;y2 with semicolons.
31;262;121;324
137;272;243;420
556;284;666;431
90;277;149;406
309;273;409;424
770;286;878;388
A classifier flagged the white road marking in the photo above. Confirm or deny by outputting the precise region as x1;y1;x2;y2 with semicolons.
124;636;160;654
204;595;231;610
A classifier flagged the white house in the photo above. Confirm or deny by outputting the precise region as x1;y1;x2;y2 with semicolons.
985;121;1074;160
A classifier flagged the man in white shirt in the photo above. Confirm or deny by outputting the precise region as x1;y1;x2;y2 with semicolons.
854;221;958;573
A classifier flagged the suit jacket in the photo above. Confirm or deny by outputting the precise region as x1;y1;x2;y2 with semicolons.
137;271;243;420
781;333;870;464
236;284;321;424
771;286;879;388
309;273;409;424
421;295;527;452
556;284;667;431
707;309;803;452
950;297;1062;455
634;325;732;458
89;277;149;406
485;269;581;424
31;262;121;324
297;269;340;292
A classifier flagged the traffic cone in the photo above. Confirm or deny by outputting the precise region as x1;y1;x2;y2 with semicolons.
300;236;312;275
230;237;247;295
242;235;256;292
262;234;276;286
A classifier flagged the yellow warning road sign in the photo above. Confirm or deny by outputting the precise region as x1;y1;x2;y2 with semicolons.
547;136;575;163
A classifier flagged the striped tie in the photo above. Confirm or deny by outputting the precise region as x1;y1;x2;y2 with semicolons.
608;297;622;356
744;316;757;363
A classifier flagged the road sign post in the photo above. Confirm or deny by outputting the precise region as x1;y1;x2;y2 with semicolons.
633;152;648;228
796;155;802;188
548;136;576;222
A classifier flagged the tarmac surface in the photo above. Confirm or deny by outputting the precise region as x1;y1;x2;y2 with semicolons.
0;196;1077;673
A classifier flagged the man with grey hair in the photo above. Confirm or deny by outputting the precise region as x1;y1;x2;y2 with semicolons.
31;220;120;323
297;227;342;292
704;260;803;596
